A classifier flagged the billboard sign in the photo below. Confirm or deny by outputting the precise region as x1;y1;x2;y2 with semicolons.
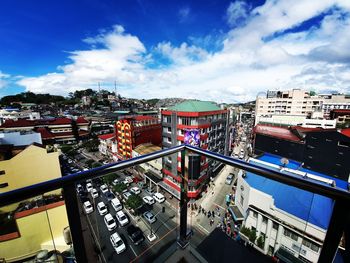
184;129;200;147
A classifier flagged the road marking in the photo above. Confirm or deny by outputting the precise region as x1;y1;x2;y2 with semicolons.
213;202;226;210
129;245;138;257
129;226;177;263
196;223;210;234
85;214;107;263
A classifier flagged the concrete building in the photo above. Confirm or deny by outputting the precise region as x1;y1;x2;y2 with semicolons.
115;116;161;160
98;133;117;159
0;109;40;125
255;115;336;129
234;154;348;262
0;144;70;261
255;89;350;123
253;124;350;181
0;131;42;146
161;100;229;198
0;117;90;144
132;143;163;192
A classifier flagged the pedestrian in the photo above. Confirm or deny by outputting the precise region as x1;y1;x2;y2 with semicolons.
212;190;214;195
212;210;215;218
208;211;211;218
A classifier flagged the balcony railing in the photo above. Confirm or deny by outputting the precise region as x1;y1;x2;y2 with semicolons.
0;144;349;263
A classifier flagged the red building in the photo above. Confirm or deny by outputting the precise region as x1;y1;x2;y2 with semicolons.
115;116;161;160
0;117;90;144
161;100;229;199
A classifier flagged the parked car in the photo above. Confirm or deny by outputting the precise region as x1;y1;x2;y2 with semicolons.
122;191;132;201
111;198;123;212
137;182;147;189
127;225;144;245
123;177;133;185
142;196;155;205
86;183;93;192
110;232;126;254
153;193;165;203
239;152;245;159
76;184;83;193
83;201;93;214
105;191;116;201
97;202;108;216
112;179;120;186
116;211;129;226
104;213;117;231
143;211;156;224
225;174;234;185
91;188;99;198
130;186;141;195
100;184;109;194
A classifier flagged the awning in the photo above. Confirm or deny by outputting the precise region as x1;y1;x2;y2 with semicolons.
145;171;162;184
228;205;244;221
275;248;304;263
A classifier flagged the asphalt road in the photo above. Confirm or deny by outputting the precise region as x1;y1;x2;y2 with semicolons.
80;180;179;263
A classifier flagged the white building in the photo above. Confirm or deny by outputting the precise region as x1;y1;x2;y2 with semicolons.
98;133;117;159
0;131;42;146
255;115;336;129
255;90;350;124
233;154;347;262
0;109;40;125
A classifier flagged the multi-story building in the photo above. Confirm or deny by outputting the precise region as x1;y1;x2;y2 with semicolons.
255;114;336;129
253;124;350;181
98;133;117;159
234;154;348;262
255;89;350;123
115;116;161;160
0;117;90;144
330;109;350;127
161;100;229;198
0;108;41;125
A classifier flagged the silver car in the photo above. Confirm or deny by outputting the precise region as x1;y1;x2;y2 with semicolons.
143;211;156;224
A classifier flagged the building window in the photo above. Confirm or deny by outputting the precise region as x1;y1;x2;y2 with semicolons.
167;127;171;133
252;211;258;218
302;239;320;253
272;222;278;230
262;216;267;224
167;137;171;143
284;229;298;241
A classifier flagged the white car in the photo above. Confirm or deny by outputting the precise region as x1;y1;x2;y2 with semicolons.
142;196;155;205
123;176;133;185
104;213;117;231
100;184;109;194
116;211;129;226
91;188;99;198
110;232;126;254
83;201;93;214
153;193;165;203
97;202;108;216
130;186;141;195
143;211;156;224
86;183;93;192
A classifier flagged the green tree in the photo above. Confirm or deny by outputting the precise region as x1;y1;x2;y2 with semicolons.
92;162;102;168
113;183;127;194
256;235;265;249
103;173;119;184
249;229;257;243
126;194;142;210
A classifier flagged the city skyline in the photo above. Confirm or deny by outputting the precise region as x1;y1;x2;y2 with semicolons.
0;0;350;103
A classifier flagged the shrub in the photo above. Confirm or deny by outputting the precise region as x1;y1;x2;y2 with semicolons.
126;195;142;210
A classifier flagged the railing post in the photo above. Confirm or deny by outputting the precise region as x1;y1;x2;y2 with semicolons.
318;200;350;263
63;184;88;263
178;149;189;248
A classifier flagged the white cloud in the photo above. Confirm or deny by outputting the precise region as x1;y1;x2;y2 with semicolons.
17;0;350;103
0;71;10;89
226;1;250;27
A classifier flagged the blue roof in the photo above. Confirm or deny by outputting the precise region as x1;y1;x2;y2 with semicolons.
245;153;348;230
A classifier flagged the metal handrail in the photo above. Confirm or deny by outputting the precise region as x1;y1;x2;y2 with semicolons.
1;144;350;208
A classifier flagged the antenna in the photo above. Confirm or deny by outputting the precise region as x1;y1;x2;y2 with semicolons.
114;81;117;96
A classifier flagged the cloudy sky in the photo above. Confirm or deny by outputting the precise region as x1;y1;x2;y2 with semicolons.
0;0;350;103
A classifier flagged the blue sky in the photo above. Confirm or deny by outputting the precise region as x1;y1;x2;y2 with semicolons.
0;0;349;102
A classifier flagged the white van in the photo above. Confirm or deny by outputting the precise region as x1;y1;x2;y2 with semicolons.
153;193;165;203
111;197;123;212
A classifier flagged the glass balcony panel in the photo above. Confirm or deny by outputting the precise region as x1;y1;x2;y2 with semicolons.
0;190;74;262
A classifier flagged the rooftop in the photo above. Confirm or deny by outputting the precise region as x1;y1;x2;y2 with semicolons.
98;133;114;140
168;100;221;112
134;143;161;155
245;153;348;229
